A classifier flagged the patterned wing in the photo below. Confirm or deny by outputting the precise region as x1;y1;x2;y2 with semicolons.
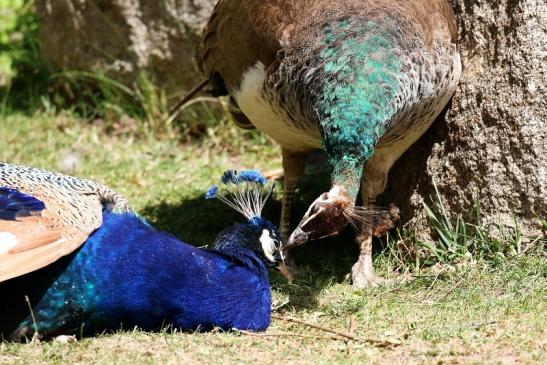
195;0;289;92
0;163;130;282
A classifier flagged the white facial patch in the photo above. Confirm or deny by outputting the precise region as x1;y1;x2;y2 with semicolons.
0;232;18;253
259;229;277;262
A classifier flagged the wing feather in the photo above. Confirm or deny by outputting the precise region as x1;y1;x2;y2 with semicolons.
0;195;93;282
195;0;458;93
195;0;289;92
0;238;70;282
0;163;127;282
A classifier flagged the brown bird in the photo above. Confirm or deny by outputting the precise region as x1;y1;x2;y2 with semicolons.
195;0;461;287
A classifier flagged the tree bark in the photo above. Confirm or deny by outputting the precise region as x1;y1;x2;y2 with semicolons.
36;0;216;95
387;0;546;239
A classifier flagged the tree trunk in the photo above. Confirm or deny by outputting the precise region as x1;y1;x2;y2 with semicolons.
36;0;216;95
387;0;546;239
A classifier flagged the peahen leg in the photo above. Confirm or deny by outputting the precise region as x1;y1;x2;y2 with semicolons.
350;156;400;287
279;149;308;240
279;149;308;281
351;196;387;288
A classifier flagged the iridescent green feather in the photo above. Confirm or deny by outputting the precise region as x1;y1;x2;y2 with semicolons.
315;19;402;197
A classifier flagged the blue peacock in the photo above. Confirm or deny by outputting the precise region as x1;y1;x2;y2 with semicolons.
193;0;462;287
0;162;283;340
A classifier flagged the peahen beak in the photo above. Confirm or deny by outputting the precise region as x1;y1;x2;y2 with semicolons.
285;225;310;247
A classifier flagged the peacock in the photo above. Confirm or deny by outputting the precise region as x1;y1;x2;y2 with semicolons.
0;162;283;340
193;0;461;287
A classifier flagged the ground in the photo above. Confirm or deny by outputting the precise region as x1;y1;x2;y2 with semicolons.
0;114;545;364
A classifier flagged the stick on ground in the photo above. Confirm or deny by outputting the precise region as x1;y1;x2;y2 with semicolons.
271;314;402;348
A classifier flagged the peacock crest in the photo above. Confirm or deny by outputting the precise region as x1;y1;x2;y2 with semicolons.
205;169;274;223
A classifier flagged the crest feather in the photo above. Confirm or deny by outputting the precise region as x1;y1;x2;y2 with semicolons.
206;170;273;222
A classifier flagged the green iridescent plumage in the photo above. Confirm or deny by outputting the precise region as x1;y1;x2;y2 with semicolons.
316;19;403;197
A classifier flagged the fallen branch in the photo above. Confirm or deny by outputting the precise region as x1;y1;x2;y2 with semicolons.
271;314;402;348
238;329;346;342
346;315;357;355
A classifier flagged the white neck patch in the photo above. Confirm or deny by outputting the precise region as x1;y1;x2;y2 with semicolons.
259;229;276;262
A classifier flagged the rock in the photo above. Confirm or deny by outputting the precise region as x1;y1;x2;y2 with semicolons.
54;335;77;344
35;0;216;95
388;0;546;240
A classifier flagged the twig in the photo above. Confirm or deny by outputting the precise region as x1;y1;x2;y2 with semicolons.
271;315;402;348
272;298;290;311
469;320;497;330
24;295;40;342
346;315;357;355
348;316;357;336
521;236;544;255
238;330;346;342
437;277;465;301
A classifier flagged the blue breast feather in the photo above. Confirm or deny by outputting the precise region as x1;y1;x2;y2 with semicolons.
0;211;272;338
0;187;46;220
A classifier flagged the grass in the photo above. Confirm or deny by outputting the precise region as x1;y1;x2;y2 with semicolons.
0;0;25;82
0;113;546;364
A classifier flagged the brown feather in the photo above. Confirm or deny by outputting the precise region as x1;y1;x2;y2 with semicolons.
195;0;458;94
0;239;70;282
0;162;129;282
0;214;90;282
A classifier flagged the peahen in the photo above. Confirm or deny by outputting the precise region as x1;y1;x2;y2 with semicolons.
0;163;283;340
194;0;461;287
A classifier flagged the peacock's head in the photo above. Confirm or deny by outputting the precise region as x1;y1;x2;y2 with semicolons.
244;217;284;268
206;170;284;268
285;185;354;247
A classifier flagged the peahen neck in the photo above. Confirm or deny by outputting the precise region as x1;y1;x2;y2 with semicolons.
313;19;403;199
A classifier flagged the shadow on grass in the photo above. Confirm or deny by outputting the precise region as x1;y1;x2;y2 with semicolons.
140;171;360;311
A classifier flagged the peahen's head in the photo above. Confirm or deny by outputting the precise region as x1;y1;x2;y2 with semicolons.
206;170;284;268
286;185;355;247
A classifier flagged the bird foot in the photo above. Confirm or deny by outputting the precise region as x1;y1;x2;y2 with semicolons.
351;259;389;288
372;203;400;237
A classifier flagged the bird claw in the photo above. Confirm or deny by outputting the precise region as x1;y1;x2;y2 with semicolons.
351;271;391;288
351;259;390;288
54;335;77;344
